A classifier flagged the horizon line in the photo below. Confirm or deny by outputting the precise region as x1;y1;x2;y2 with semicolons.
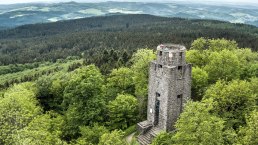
0;0;258;5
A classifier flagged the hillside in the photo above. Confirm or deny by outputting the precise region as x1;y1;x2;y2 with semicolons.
0;58;82;89
0;1;258;28
0;14;258;74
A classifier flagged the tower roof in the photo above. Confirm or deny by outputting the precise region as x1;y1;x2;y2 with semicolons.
157;44;186;52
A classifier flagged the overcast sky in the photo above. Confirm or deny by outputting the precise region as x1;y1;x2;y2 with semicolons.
0;0;257;5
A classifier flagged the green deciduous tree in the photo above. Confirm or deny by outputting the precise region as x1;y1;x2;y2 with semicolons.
191;67;208;100
0;82;42;144
105;67;134;101
234;48;258;79
250;77;258;105
151;132;174;145
204;49;241;83
190;38;238;52
131;48;156;97
172;100;224;145
237;110;258;145
244;63;258;79
76;124;109;145
108;94;138;130
98;130;126;145
186;49;209;67
190;37;208;51
208;38;238;52
62;65;106;138
187;38;258;83
131;48;156;119
13;112;66;145
204;80;256;129
36;72;70;112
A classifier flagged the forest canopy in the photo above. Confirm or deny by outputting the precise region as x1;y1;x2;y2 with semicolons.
0;37;257;145
1;14;258;75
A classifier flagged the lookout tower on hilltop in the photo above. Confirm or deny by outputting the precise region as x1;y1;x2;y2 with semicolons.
137;44;192;145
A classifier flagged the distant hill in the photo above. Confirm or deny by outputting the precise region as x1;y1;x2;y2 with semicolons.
0;14;258;73
0;1;258;28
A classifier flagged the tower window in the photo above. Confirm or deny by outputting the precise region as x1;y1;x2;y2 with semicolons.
177;94;182;98
178;66;183;79
177;94;183;113
156;92;161;100
179;52;183;58
179;52;183;62
159;51;162;56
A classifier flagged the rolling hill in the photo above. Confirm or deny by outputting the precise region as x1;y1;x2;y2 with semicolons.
0;1;258;28
0;14;258;75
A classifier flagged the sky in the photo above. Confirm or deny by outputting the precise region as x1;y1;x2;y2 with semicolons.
0;0;257;5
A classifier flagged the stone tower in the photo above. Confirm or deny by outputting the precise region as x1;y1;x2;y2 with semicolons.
137;44;192;145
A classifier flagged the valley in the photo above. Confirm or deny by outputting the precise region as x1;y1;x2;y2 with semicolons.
0;1;258;28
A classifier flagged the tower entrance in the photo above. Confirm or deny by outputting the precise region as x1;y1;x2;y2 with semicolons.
177;94;183;115
154;99;160;126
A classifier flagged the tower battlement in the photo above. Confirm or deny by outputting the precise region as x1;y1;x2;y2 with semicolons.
156;44;186;67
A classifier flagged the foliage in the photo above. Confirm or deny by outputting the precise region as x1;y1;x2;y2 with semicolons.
187;38;258;81
13;112;66;145
0;37;257;144
123;125;137;137
0;62;39;75
186;49;209;67
184;38;258;144
250;77;258;105
36;72;71;112
105;67;135;101
0;59;82;90
151;132;174;145
244;63;258;78
204;80;256;129
2;15;258;74
131;48;156;97
0;82;42;144
204;49;241;83
131;48;156;119
108;94;138;130
85;49;130;74
98;130;126;145
207;38;238;52
172;100;224;145
237;110;258;145
191;67;208;101
234;48;258;79
76;124;109;145
62;65;106;138
187;38;258;100
222;128;238;145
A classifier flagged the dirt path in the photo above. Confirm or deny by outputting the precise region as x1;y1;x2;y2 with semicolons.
126;132;136;144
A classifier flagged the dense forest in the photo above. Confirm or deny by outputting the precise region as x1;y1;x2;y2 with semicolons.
0;38;257;145
0;14;257;144
0;14;258;74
